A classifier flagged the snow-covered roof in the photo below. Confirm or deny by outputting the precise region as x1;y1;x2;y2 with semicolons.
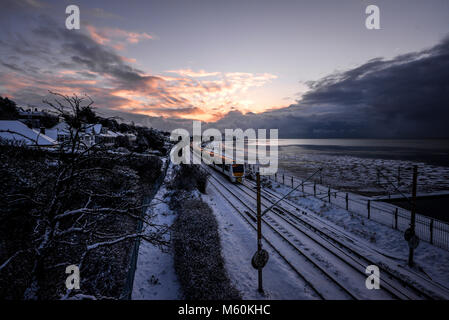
106;130;124;137
0;120;57;146
18;110;47;117
85;123;102;135
46;122;71;140
46;122;123;141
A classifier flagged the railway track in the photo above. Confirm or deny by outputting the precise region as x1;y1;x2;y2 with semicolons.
241;177;449;299
208;174;354;299
204;166;390;299
202;161;449;299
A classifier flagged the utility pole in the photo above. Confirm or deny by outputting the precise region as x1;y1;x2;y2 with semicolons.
256;171;263;293
251;171;270;294
408;165;418;267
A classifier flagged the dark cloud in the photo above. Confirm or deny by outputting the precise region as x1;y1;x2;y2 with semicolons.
29;19;154;86
212;36;449;138
1;62;25;73
1;2;448;138
0;12;183;112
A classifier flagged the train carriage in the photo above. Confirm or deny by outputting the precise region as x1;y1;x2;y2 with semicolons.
192;144;245;183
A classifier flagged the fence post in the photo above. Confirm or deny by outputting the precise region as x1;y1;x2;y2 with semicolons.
430;219;434;245
328;187;331;203
291;177;294;188
275;173;277;182
394;208;398;230
314;183;316;196
367;200;371;219
282;174;285;185
408;165;418;267
345;193;349;210
302;182;304;193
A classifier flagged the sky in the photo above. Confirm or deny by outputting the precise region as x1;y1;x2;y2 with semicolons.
0;0;448;137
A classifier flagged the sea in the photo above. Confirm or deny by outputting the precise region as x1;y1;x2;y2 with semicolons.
250;139;449;167
238;139;449;196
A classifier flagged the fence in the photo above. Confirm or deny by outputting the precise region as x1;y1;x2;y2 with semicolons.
245;164;449;251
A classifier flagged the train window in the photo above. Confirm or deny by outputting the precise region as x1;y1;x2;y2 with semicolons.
232;164;244;173
225;164;230;171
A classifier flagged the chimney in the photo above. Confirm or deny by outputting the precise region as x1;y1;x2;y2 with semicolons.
40;127;46;135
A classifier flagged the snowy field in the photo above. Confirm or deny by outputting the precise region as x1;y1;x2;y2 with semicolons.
278;148;449;196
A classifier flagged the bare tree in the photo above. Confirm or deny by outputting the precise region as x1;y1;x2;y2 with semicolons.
0;92;168;299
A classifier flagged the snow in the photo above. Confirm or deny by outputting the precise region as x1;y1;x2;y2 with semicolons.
131;147;449;299
263;169;449;251
266;181;449;289
45;122;70;140
278;151;449;195
132;161;181;300
374;190;449;200
0;120;56;145
197;151;449;299
202;182;318;299
91;124;102;135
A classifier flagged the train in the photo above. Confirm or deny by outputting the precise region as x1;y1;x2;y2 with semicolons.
191;143;245;183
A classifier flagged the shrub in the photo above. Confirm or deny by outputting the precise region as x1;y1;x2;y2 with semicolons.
172;198;241;300
170;164;209;194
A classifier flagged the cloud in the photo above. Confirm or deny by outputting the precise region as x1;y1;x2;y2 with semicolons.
85;25;154;49
11;3;446;137
210;36;449;138
86;7;124;21
17;0;47;8
18;27;445;141
166;69;221;78
0;12;278;122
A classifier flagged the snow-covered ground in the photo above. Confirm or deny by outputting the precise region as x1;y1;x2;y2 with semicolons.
132;162;181;299
202;184;318;299
278;150;449;195
196;150;449;298
266;181;449;288
131;150;449;299
261;164;449;251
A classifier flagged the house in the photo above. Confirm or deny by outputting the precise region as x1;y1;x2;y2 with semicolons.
124;132;137;142
46;122;96;147
3;118;137;149
17;106;57;129
0;120;57;146
46;122;133;147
